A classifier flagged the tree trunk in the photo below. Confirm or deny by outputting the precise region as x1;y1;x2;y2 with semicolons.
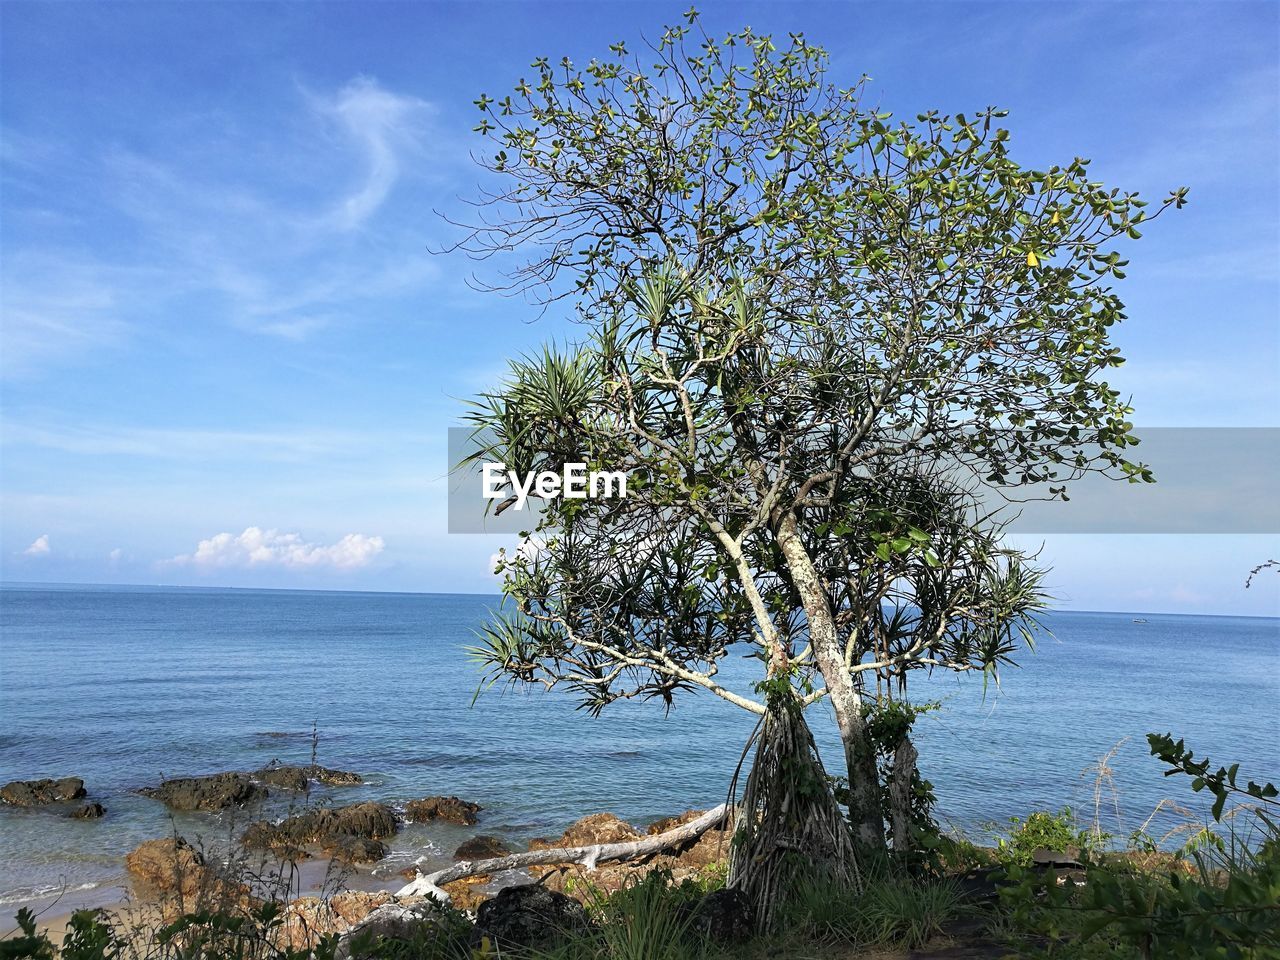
775;513;886;852
888;735;918;853
822;674;886;851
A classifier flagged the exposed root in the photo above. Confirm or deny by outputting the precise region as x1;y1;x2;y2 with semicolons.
727;694;860;931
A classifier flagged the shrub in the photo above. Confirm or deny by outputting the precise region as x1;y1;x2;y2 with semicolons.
997;808;1094;866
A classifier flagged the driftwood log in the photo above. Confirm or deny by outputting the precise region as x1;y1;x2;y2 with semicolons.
397;804;730;902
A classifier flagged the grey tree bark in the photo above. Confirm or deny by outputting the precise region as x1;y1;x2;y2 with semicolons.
775;512;886;851
888;736;919;853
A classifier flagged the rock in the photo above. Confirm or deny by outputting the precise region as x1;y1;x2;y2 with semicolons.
328;837;390;865
647;809;703;835
140;773;266;811
277;891;395;952
454;835;512;860
276;897;327;950
281;897;321;929
441;874;493;912
254;767;310;792
314;766;363;787
69;802;106;820
685;888;752;943
328;801;399;838
255;764;363;791
1030;848;1087;885
330;891;394;925
534;862;652;900
242;801;398;862
1031;847;1083;869
1;777;87;806
404;795;481;826
528;812;640;849
953;867;1002;905
336;901;451;959
126;837;254;919
125;837;211;898
558;811;641;845
534;858;708;902
139;767;358;810
473;883;591;951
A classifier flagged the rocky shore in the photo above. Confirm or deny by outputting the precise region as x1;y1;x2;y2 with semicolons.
0;776;101;821
2;769;733;952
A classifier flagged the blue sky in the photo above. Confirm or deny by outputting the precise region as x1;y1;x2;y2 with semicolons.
1;1;1277;615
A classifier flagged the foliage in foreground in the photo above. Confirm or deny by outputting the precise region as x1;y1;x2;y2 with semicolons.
781;869;963;949
997;734;1280;959
1;867;960;960
2;903;341;960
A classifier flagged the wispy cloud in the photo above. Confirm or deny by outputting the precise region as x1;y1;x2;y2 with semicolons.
168;526;385;570
23;534;51;556
1077;57;1279;194
2;420;376;462
489;534;543;577
1;76;443;378
1147;243;1280;285
315;76;433;231
0;254;140;377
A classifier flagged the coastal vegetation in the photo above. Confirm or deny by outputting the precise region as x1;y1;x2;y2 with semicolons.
4;734;1277;958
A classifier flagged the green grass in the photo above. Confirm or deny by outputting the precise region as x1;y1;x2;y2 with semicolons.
781;869;963;949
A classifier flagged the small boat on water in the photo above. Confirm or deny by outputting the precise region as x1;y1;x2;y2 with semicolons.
1133;618;1148;623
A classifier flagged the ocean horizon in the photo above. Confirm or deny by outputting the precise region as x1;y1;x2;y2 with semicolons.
7;579;1280;619
2;582;1277;916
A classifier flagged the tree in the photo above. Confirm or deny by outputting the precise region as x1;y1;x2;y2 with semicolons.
459;12;1183;853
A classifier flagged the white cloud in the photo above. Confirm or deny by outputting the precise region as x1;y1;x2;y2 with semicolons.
170;527;384;571
108;548;124;564
23;534;51;556
173;526;384;570
317;76;431;231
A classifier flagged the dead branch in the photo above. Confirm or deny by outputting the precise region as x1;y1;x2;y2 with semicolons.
396;804;729;902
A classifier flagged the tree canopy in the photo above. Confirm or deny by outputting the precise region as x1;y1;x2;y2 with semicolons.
459;12;1183;849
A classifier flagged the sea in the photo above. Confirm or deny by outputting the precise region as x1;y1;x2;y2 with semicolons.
1;583;1277;916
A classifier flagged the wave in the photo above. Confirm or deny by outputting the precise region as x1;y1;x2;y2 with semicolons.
0;881;100;907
